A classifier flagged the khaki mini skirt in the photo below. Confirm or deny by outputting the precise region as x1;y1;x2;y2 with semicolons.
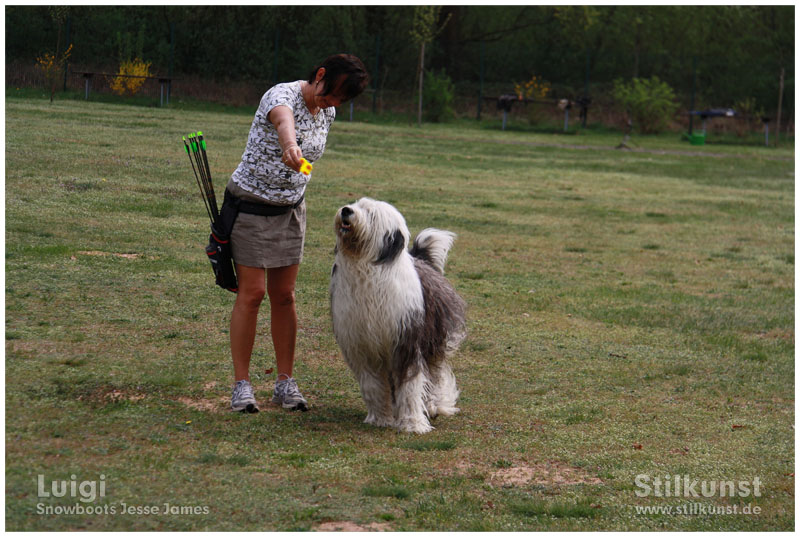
226;180;307;269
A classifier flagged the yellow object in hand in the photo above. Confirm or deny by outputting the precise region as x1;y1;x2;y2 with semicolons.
299;158;313;175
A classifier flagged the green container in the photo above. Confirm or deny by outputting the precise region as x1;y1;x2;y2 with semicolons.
689;132;706;146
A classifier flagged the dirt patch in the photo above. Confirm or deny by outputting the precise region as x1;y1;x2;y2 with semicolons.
77;250;141;259
454;460;477;472
489;461;603;487
175;381;276;413
78;387;146;404
758;329;794;342
314;521;392;532
177;396;230;414
105;389;145;403
7;340;58;356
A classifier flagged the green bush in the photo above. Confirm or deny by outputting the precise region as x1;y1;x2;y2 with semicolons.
423;69;455;122
612;76;678;134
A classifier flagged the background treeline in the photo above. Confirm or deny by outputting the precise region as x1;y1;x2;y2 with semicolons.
6;5;794;123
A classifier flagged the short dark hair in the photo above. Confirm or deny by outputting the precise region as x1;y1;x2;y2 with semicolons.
307;54;370;102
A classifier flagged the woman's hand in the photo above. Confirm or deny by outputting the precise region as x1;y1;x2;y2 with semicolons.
281;144;304;173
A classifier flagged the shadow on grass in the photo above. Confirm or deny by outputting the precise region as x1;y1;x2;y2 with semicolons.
303;404;371;428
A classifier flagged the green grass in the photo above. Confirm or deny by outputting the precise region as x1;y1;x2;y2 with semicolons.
5;96;794;530
507;496;601;519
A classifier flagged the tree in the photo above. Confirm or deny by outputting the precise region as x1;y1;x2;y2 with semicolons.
5;5;794;121
613;76;678;133
410;6;451;126
38;6;71;102
749;5;793;145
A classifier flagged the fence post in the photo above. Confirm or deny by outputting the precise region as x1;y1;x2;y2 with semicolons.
689;55;696;135
477;41;485;120
582;48;590;127
372;34;380;114
168;22;174;103
776;67;785;147
83;73;92;100
62;15;71;91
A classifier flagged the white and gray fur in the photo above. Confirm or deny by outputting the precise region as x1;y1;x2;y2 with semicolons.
330;198;466;433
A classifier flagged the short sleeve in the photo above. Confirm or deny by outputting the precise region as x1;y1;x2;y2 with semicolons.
262;83;298;116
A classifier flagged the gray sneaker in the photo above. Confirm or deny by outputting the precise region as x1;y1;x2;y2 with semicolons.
231;380;259;413
272;377;309;411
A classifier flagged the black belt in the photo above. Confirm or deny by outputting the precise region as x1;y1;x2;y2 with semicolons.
226;190;304;217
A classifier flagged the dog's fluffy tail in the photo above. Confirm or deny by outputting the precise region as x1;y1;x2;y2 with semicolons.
409;228;455;274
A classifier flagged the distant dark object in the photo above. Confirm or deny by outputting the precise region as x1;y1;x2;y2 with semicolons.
576;96;591;127
689;108;737;120
559;97;591;130
485;94;591;131
616;119;633;150
762;116;772;146
558;99;572;130
687;108;737;145
688;108;737;133
687;108;771;147
496;94;518;130
497;93;517;112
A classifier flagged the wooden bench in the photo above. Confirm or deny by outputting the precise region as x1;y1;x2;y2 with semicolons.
73;71;174;106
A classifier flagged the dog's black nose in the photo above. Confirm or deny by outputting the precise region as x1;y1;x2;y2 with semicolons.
340;206;354;219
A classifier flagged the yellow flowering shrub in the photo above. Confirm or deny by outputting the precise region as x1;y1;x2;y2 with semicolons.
514;74;551;101
110;57;152;96
36;44;73;101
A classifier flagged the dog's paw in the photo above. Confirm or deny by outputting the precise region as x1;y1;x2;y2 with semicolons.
395;418;434;434
434;406;460;417
364;413;394;428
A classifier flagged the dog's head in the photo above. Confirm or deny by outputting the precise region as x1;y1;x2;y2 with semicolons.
335;198;410;265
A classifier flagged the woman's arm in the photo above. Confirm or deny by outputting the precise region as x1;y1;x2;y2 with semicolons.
268;105;304;172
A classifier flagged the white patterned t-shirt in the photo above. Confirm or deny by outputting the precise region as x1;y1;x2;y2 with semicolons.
230;81;335;205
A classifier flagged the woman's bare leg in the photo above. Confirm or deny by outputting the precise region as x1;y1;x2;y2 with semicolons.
230;264;266;381
266;264;300;379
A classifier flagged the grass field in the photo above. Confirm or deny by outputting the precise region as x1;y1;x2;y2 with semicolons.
5;96;795;531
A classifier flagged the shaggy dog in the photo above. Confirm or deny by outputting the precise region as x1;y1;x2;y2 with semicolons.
330;198;466;433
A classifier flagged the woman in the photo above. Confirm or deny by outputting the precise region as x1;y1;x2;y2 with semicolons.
226;54;369;413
